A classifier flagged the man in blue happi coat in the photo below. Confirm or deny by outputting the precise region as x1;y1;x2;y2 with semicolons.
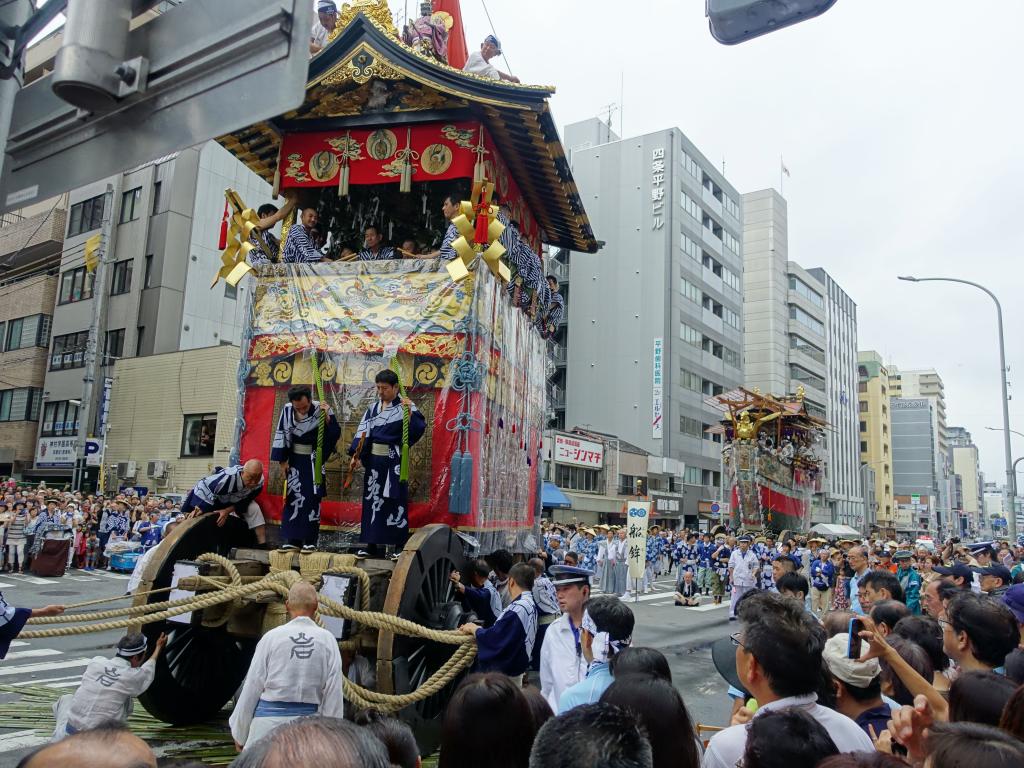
348;369;426;550
183;459;268;545
272;385;341;551
459;562;537;677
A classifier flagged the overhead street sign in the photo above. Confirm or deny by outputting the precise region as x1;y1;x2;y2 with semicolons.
1;0;312;212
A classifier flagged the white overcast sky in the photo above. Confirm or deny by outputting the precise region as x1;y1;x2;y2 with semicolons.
442;0;1023;485
32;1;1024;483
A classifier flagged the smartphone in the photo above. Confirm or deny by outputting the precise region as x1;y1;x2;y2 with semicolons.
847;617;864;659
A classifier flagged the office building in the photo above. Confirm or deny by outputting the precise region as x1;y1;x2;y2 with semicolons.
948;426;984;537
889;367;950;535
857;351;895;532
741;190;862;526
561;119;744;519
807;267;862;529
37;142;271;485
890;397;938;535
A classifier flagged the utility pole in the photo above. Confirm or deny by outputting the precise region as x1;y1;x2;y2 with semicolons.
73;180;119;490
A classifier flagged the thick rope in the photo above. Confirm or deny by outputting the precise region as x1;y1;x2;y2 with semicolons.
312;349;326;485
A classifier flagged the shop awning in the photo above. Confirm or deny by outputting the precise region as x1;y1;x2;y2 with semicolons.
809;523;862;538
542;482;573;509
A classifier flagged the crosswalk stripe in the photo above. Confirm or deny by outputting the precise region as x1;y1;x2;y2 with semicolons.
10;641;29;648
4;573;53;585
0;581;14;589
89;569;130;580
3;649;62;661
0;658;92;677
10;674;82;687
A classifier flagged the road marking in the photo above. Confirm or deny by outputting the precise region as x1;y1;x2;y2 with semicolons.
0;730;50;750
90;569;130;580
0;658;92;677
4;573;52;585
3;648;62;661
0;581;14;589
10;674;82;687
9;641;29;648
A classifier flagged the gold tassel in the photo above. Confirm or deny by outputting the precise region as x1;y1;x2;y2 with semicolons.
279;208;296;259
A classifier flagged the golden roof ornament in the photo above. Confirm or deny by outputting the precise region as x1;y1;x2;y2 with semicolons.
330;0;398;41
796;384;806;401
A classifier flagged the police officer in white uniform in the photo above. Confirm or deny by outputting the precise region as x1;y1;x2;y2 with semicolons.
539;565;592;711
728;534;761;621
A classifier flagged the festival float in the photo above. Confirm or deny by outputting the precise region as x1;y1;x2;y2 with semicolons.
90;0;597;747
705;387;827;534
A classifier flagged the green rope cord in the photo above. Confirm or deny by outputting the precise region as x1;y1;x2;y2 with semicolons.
390;356;411;483
312;349;326;484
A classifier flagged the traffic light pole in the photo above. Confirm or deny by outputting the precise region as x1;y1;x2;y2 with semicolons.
72;180;118;491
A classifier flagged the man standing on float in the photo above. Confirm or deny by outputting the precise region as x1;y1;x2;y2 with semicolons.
348;369;426;552
271;384;341;552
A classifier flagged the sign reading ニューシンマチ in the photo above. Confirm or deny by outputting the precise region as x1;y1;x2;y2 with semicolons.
553;433;604;469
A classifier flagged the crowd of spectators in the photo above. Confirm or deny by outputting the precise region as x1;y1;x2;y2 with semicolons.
0;478;183;573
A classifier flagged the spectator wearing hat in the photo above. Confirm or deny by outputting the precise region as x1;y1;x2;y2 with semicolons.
52;631;167;740
893;550;922;615
463;35;520;82
728;535;759;621
539;564;592;710
310;1;338;55
976;564;1012;597
933;561;974;592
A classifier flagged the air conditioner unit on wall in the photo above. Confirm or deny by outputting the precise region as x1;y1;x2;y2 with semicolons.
147;460;167;479
117;461;137;480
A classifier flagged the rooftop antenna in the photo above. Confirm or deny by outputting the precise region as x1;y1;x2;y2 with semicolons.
600;102;618;134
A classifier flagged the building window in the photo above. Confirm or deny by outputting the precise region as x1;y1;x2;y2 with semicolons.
680;233;700;261
723;306;741;330
790;363;825;392
723;195;740;220
67;194;105;237
181;413;217;457
680;415;702;438
110;259;133;295
119;187;143;223
680;369;701;393
59;266;96;304
555;463;600;493
722;230;740;255
859;421;867;432
702;379;724;397
680;152;700;180
860;441;868;453
789;275;825;308
0;388;42;422
618;474;636;495
680;277;701;304
136;326;145;357
41;400;79;437
5;314;51;352
103;329;125;365
789;304;825;336
681;191;701;222
50;330;89;370
859;401;868;413
225;282;237;300
683;465;702;485
790;334;825;365
723;346;741;369
679;322;701;347
143;255;154;288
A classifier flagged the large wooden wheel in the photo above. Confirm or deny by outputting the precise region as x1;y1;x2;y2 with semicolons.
136;513;257;724
378;524;469;754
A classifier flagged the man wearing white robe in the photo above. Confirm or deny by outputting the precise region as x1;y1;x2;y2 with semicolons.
539;565;591;711
229;582;344;751
52;632;166;740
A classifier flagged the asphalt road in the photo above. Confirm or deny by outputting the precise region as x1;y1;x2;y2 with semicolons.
0;569;734;765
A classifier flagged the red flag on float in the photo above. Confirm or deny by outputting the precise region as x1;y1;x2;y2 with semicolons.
434;0;469;69
217;199;229;250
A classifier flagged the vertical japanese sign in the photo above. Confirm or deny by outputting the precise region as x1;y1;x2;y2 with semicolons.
651;147;665;230
652;337;664;438
627;501;651;580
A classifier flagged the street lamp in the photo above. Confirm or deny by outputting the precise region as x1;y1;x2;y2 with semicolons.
987;426;1024;439
897;275;1016;540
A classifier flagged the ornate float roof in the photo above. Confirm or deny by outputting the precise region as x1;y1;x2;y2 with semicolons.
216;5;598;253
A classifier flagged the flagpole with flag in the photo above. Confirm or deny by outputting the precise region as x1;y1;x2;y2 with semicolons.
780;155;790;195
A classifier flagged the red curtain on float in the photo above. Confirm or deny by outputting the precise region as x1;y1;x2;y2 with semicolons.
434;0;469;68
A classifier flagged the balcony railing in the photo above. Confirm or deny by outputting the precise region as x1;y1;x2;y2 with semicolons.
548;342;566;364
548;258;569;283
547;385;565;408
